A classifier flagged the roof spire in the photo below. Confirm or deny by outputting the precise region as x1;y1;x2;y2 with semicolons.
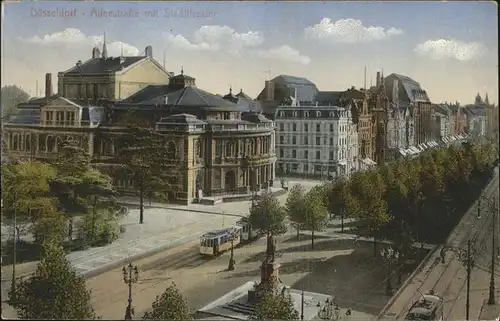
102;32;108;59
120;44;123;57
229;86;232;94
181;66;184;75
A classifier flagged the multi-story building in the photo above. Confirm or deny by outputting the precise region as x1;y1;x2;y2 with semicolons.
4;44;276;204
463;105;487;136
384;73;431;147
274;100;358;179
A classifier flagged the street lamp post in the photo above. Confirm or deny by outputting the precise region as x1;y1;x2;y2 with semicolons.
122;263;139;320
454;239;476;321
228;228;236;271
380;246;400;296
300;290;305;321
317;298;340;320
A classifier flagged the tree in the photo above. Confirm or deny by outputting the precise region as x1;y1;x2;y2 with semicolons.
250;291;299;320
1;85;30;118
327;178;352;233
116;124;174;224
52;139;116;242
8;240;97;319
302;186;329;249
349;171;389;255
284;184;306;240
2;161;62;243
142;283;192;320
249;191;287;238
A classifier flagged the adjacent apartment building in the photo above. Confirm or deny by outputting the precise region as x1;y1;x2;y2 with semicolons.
274;101;358;179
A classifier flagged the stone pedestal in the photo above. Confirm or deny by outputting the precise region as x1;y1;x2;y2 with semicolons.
247;260;281;304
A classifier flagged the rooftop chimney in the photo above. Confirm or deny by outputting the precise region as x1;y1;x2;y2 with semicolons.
76;60;82;67
145;46;153;58
376;72;381;88
265;80;274;101
92;47;101;59
45;73;52;98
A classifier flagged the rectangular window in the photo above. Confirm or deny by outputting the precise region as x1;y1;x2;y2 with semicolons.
304;124;309;132
304;150;308;159
330;138;334;145
329;151;334;160
279;123;284;131
279;136;284;144
316;151;320;159
292;123;297;132
280;149;284;157
292;150;296;158
292;136;297;144
330;124;334;132
316;124;321;132
304;136;308;144
303;164;308;172
316;137;320;145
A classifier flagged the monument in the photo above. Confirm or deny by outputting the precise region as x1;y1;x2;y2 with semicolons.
196;233;335;320
247;234;281;303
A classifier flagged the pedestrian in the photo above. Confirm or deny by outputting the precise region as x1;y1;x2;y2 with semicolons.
346;308;352;316
440;247;446;264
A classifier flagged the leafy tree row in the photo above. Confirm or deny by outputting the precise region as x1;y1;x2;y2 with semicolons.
324;140;498;256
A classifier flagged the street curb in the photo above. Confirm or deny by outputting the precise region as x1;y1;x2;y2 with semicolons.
376;244;440;320
1;233;203;282
80;233;202;279
117;202;246;218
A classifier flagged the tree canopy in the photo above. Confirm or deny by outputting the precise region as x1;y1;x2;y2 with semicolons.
1;85;30;118
116;124;174;224
302;185;329;249
323;140;498;246
142;283;192;320
249;191;287;237
8;240;97;319
251;291;300;320
284;184;307;239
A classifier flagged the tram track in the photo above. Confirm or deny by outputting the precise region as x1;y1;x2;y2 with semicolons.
393;175;499;320
440;207;494;320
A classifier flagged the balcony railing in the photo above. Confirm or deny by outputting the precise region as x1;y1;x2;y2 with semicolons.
209;123;273;132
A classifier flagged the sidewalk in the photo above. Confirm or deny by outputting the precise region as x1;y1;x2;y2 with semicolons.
1;206;242;282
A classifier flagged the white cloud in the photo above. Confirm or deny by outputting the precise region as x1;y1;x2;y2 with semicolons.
19;28;140;56
164;25;264;54
304;18;404;43
414;39;487;62
254;45;311;65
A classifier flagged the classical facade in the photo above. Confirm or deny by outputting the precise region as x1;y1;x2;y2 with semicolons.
274;99;358;179
4;44;276;205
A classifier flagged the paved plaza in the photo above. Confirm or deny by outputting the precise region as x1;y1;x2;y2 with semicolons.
82;231;427;320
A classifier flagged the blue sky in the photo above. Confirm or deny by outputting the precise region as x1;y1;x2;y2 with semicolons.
2;1;498;104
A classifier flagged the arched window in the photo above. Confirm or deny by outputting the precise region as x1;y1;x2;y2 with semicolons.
166;141;176;159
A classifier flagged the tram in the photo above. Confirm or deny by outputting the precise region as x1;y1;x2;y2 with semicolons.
199;226;242;257
405;293;444;321
236;218;252;242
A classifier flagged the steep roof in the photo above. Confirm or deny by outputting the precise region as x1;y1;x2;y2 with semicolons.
256;74;319;104
236;89;252;100
62;56;146;75
121;85;171;103
315;91;342;105
133;86;240;111
385;73;430;103
7;108;41;125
